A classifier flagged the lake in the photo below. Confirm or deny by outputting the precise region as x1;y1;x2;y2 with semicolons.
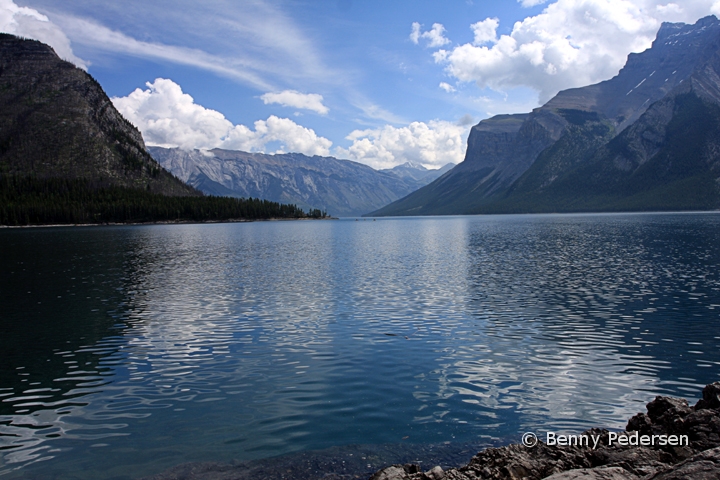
1;213;719;479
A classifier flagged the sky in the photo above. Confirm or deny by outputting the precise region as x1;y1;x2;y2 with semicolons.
2;0;720;170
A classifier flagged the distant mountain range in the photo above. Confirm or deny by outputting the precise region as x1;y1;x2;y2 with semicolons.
0;34;196;197
372;16;720;216
0;31;456;219
150;147;453;216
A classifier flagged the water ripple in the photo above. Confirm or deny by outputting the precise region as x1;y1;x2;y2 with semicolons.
1;214;719;478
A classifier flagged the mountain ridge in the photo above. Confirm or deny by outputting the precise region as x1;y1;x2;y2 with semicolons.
0;33;197;197
371;16;720;216
151;146;454;216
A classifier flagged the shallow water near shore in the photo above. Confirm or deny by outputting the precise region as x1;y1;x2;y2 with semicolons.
1;213;720;479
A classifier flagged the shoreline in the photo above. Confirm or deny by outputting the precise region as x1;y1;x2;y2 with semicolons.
370;382;720;480
136;383;720;480
0;216;339;229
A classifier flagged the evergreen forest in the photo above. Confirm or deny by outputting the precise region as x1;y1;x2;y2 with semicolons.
0;176;329;226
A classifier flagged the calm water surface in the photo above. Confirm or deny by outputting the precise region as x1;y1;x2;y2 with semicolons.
1;214;719;478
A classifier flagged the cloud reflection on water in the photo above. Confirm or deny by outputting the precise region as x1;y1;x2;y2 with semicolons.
1;215;719;478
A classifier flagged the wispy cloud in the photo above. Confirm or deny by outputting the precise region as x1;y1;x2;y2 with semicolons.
348;95;408;126
46;0;341;91
56;15;273;90
261;90;329;115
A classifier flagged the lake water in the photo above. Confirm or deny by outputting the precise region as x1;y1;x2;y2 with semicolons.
1;213;720;479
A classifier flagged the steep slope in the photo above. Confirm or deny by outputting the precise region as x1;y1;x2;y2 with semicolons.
372;16;720;216
487;20;720;213
150;147;449;216
494;93;720;213
0;34;196;196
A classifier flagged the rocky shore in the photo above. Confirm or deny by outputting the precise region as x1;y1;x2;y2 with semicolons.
141;383;720;480
371;382;720;480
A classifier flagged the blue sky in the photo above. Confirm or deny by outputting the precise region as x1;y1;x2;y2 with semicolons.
2;0;719;169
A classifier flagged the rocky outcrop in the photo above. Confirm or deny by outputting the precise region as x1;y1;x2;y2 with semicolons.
0;34;197;196
369;383;720;480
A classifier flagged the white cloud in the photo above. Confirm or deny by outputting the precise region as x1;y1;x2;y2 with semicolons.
439;82;456;93
410;22;421;44
410;22;451;48
336;120;469;170
0;0;86;68
260;90;329;115
113;78;332;156
53;16;272;90
519;0;549;6
48;0;339;91
471;17;499;45
428;0;720;103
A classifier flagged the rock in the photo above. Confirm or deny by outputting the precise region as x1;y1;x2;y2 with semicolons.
543;466;637;480
368;382;720;480
647;446;720;479
626;413;653;435
695;383;720;410
370;464;420;480
425;466;445;480
645;396;690;422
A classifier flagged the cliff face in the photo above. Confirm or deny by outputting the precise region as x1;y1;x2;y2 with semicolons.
0;34;197;196
150;147;449;216
372;16;720;216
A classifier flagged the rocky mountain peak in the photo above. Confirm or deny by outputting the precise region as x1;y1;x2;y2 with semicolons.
371;15;720;216
0;34;197;196
654;15;720;45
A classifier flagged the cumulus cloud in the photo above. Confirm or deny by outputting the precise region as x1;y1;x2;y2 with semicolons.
113;78;332;156
335;120;469;170
439;82;456;93
260;90;329;115
428;0;720;103
0;0;86;68
471;17;499;45
410;22;451;48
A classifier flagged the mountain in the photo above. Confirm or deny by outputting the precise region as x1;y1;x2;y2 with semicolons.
0;34;317;226
371;16;720;216
0;33;196;196
150;147;452;216
380;162;455;186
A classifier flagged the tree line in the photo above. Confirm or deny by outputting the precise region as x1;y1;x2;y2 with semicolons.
0;175;329;225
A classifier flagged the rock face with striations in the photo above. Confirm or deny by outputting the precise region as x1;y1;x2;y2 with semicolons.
150;146;453;216
372;16;720;216
0;34;197;196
